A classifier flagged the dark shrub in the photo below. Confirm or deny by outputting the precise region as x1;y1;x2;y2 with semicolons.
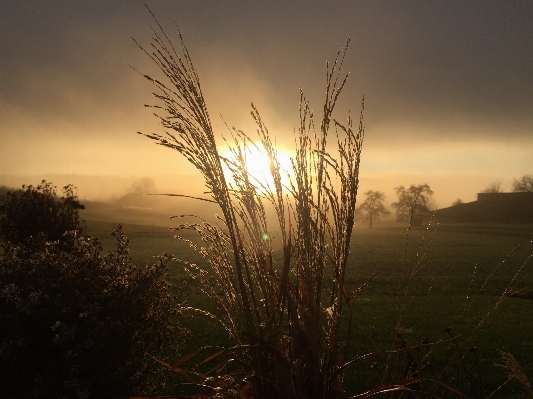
0;226;187;399
0;180;85;252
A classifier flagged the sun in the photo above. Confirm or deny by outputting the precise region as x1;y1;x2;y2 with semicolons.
220;142;293;191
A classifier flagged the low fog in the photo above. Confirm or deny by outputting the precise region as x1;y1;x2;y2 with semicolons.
0;170;521;215
1;1;532;210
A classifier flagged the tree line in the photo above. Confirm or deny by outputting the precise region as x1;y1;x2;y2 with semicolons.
356;173;533;229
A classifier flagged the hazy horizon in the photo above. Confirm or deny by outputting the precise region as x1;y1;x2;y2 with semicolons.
1;1;532;210
0;171;521;211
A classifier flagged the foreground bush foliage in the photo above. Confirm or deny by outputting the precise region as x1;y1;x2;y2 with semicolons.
0;229;187;399
0;182;188;399
0;180;85;252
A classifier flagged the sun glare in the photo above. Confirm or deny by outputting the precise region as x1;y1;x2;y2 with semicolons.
220;142;293;191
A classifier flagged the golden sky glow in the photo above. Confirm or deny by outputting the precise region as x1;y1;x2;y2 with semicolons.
220;143;293;193
1;1;532;207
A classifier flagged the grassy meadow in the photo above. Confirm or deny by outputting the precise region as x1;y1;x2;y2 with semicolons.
86;211;533;398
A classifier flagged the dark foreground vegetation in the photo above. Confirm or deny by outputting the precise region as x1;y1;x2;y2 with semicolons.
0;182;187;399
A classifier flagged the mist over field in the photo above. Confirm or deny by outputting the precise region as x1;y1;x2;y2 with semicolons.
0;171;521;211
1;1;532;209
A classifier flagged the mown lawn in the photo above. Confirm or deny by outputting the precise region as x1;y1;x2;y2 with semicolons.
87;220;533;397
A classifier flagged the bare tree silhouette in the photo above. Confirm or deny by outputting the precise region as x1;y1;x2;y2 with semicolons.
391;184;433;223
512;174;533;192
356;190;389;228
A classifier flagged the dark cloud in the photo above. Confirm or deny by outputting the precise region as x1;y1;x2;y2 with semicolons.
1;1;532;204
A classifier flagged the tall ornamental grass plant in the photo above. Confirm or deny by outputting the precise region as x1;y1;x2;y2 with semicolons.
134;10;364;399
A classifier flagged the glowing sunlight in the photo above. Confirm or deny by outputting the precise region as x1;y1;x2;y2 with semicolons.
219;142;293;192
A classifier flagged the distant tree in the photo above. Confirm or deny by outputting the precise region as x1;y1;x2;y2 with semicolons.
512;174;533;192
356;190;390;229
452;198;463;206
131;177;157;195
481;180;503;193
0;180;85;252
391;184;433;223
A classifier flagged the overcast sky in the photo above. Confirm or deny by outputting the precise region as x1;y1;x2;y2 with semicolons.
1;1;532;205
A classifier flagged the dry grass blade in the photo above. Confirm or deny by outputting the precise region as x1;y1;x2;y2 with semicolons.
350;377;423;399
495;350;533;398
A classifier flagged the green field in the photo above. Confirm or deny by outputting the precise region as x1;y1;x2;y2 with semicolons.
86;218;533;398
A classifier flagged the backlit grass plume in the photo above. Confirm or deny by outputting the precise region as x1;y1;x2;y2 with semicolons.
133;9;365;399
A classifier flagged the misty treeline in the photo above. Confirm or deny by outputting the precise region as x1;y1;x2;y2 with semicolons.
130;176;158;195
481;174;533;194
357;173;533;228
356;184;434;229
